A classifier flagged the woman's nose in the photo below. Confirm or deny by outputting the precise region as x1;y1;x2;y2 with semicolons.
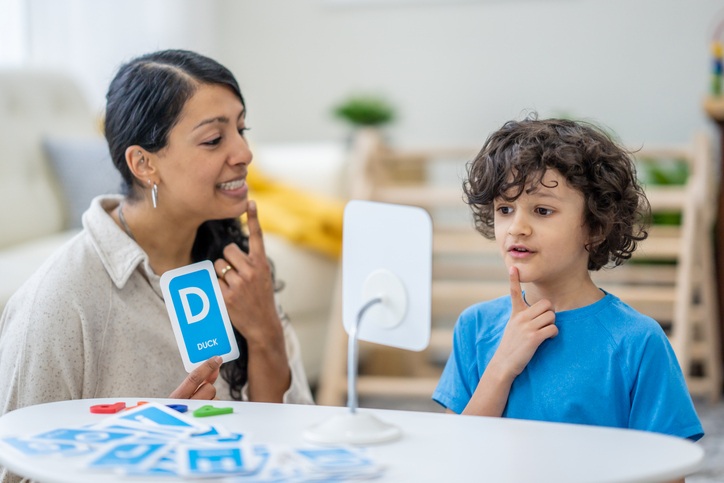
229;132;253;166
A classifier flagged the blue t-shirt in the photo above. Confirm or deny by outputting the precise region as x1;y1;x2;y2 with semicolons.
433;292;704;441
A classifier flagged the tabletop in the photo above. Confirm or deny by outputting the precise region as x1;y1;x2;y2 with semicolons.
0;398;704;483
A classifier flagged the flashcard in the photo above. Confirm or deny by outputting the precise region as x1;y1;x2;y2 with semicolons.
160;260;240;372
94;402;210;436
207;433;244;444
85;440;170;471
30;428;136;445
124;452;180;477
295;447;373;468
294;447;383;478
247;444;300;481
0;437;94;458
177;444;262;477
190;425;246;445
96;424;184;440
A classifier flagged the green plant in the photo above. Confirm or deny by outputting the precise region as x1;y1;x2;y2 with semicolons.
637;157;688;226
332;95;395;127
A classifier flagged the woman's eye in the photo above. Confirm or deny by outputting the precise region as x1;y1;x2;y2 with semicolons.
203;137;222;146
536;207;553;216
238;127;250;136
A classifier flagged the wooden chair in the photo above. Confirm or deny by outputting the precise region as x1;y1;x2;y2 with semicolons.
315;129;722;407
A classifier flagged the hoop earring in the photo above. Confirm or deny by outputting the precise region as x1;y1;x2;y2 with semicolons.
152;183;158;209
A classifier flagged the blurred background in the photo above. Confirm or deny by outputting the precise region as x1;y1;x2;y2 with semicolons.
1;0;723;147
3;2;724;479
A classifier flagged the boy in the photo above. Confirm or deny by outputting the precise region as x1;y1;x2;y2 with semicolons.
433;117;703;443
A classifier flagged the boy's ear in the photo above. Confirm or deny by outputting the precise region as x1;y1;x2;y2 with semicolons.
587;228;606;249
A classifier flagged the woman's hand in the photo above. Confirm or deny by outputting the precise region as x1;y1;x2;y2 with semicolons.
169;356;222;400
214;201;282;345
213;201;291;402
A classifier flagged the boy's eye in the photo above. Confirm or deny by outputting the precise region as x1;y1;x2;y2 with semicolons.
536;207;553;216
497;206;513;215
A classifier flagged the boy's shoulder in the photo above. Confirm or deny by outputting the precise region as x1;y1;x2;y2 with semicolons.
460;294;511;317
588;293;669;344
598;293;660;324
456;295;512;338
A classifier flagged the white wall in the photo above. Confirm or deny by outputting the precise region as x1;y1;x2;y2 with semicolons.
216;0;724;148
12;0;724;148
23;0;222;115
0;0;27;65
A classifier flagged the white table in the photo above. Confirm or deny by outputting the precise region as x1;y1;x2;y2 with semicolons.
0;398;704;482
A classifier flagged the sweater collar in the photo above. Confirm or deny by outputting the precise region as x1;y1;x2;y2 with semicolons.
83;195;162;298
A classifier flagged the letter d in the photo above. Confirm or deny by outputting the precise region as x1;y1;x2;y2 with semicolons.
179;287;210;324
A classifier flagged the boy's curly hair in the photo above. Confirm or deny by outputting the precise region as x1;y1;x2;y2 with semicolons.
463;117;650;271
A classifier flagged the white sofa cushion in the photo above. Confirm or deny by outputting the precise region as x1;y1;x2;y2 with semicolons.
0;229;81;309
254;143;348;198
0;69;97;249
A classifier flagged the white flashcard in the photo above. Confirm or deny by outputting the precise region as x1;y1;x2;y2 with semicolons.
94;402;211;436
293;446;383;479
160;260;240;372
0;437;94;458
176;443;263;477
85;440;170;471
124;452;180;477
294;447;375;471
29;428;136;445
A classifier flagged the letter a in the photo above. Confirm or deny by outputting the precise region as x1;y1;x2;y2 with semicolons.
179;287;210;324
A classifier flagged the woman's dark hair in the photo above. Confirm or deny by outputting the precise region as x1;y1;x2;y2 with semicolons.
104;49;250;399
463;116;650;270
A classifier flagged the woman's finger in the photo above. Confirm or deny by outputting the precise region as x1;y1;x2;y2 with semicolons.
190;381;217;400
245;200;267;259
215;259;235;284
169;356;222;399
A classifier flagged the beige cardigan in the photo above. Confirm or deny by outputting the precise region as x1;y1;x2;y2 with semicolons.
0;195;314;418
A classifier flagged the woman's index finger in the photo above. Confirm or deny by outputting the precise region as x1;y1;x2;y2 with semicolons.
246;200;266;257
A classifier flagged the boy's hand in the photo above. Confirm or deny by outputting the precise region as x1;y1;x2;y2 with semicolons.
490;266;558;380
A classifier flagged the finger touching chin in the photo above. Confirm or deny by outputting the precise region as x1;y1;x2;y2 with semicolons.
511;265;528;283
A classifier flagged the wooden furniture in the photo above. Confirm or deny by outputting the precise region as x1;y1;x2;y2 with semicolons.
0;397;705;482
702;95;724;385
316;129;722;408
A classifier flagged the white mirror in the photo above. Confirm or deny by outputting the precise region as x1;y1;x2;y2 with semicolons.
305;200;432;445
342;200;432;350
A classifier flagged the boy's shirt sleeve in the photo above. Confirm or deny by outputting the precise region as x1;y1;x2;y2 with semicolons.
628;328;704;441
433;299;509;414
432;311;478;414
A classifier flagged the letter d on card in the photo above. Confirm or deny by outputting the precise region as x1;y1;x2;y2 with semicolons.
160;260;239;372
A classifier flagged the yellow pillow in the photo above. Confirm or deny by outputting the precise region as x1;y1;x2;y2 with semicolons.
244;163;344;259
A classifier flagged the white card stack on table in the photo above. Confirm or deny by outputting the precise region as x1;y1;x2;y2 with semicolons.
0;402;385;481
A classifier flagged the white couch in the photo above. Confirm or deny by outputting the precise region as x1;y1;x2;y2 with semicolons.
0;69;345;385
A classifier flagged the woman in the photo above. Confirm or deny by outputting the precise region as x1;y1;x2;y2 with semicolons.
0;50;314;415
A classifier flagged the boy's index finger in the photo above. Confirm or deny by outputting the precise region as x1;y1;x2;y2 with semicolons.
508;266;527;314
246;200;266;257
